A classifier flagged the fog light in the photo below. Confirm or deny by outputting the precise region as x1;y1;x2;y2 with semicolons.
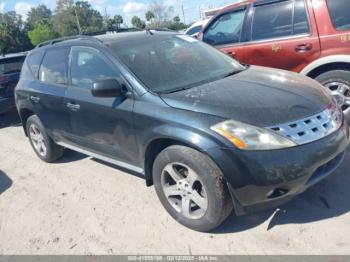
267;188;289;199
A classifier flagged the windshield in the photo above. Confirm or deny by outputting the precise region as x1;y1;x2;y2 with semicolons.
110;34;245;93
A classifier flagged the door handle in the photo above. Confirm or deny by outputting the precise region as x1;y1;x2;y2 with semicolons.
295;43;313;52
66;102;80;111
30;96;40;103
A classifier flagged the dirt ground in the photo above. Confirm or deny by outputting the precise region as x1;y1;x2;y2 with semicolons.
0;110;350;255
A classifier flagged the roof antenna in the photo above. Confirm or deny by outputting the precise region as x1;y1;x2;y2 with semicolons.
146;28;154;35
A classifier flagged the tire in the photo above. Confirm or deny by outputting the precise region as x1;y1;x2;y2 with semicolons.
152;145;233;232
26;115;64;163
315;70;350;114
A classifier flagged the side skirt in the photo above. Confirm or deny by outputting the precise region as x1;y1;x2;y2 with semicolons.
56;141;145;175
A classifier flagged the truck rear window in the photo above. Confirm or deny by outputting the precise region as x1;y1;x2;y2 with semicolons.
327;0;350;31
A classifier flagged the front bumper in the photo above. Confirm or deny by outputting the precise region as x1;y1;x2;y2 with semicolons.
207;121;350;216
0;96;15;114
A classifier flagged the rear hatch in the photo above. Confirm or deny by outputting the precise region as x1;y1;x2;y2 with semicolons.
0;55;26;98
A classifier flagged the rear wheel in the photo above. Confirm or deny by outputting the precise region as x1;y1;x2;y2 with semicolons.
26;115;64;163
152;145;233;232
315;70;350;115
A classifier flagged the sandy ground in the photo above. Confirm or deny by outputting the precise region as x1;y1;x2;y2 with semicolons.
0;110;350;255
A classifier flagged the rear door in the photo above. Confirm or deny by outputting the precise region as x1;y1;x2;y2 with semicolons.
64;46;137;165
242;0;321;72
202;6;249;61
35;47;70;140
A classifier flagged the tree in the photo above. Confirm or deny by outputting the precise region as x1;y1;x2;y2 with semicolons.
53;0;78;36
106;14;123;31
148;1;174;28
0;11;32;54
28;24;56;45
131;16;146;29
114;15;123;29
53;0;103;37
173;16;180;23
145;11;155;23
74;1;103;34
168;15;186;31
26;5;52;30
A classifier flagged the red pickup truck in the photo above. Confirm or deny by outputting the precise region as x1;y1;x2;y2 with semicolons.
199;0;350;118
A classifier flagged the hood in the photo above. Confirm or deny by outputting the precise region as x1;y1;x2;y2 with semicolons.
160;66;332;127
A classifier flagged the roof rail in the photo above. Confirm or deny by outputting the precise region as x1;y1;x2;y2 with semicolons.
36;35;103;49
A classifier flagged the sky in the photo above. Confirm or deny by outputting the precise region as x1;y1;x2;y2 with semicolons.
0;0;235;25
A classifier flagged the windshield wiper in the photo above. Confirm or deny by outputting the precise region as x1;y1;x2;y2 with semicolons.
224;68;247;78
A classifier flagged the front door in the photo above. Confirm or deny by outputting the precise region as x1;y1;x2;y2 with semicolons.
64;46;137;165
201;6;248;61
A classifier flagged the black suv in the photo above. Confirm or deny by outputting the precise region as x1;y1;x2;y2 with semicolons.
0;53;26;114
16;32;349;231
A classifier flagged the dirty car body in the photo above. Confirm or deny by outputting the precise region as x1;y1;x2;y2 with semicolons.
15;32;349;231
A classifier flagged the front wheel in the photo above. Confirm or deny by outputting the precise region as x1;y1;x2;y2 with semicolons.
152;145;233;232
315;70;350;115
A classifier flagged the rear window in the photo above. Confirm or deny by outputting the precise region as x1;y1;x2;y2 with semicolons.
251;0;309;41
26;51;44;78
326;0;350;31
0;57;25;75
39;48;69;85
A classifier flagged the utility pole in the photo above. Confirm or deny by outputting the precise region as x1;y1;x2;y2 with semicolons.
74;6;82;35
181;4;186;24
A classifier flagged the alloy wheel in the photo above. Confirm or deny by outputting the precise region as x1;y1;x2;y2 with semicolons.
29;124;47;157
324;81;350;114
161;162;208;220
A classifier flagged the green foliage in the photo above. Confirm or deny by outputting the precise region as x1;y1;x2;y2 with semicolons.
173;16;180;23
106;14;124;31
131;16;146;29
145;11;155;22
0;0;188;55
28;24;56;45
0;11;32;55
53;0;103;37
26;5;52;30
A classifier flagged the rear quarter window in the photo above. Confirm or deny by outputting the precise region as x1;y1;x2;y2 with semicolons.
26;51;44;79
326;0;350;31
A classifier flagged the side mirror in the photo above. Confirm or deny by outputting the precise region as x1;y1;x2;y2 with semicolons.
92;78;123;98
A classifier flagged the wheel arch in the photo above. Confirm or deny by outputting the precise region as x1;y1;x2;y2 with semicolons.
143;127;221;187
300;55;350;78
18;108;35;136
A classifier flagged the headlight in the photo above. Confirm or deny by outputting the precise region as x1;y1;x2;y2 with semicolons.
211;120;296;150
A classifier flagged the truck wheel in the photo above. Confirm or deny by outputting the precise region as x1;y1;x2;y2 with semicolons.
152;145;233;232
26;115;64;163
315;70;350;114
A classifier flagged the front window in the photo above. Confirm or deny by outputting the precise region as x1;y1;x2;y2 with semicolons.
70;47;121;89
203;10;246;46
110;35;245;94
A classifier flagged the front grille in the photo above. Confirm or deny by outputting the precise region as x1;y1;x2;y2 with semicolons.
269;107;343;145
